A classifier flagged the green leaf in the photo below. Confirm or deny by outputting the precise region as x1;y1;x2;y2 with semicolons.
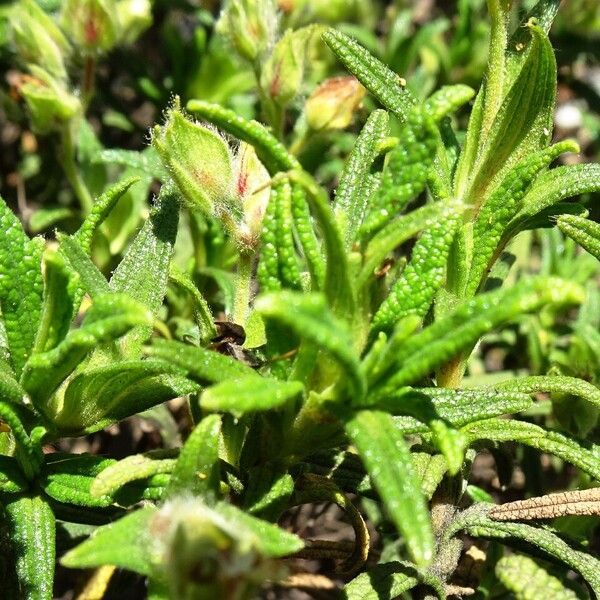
92;147;165;178
145;339;257;385
32;249;77;354
448;504;600;596
165;414;221;499
290;184;325;290
345;410;434;567
4;494;55;600
558;215;600;262
423;84;475;122
0;196;44;376
28;207;74;233
0;362;25;404
90;450;177;500
22;293;153;409
462;418;600;480
55;359;198;435
495;375;600;409
466;141;579;295
462;21;556;204
322;28;415;121
333;109;389;248
73;176;140;253
361;107;439;236
288;170;354;317
372;277;583;394
0;455;28;494
109;183;179;356
61;505;157;575
57;233;112;299
42;468;113;508
0;401;42;479
244;467;294;519
256;292;365;398
202;376;303;416
509;163;600;232
372;202;461;331
495;554;578;600
186;100;298;174
213;501;304;557
359;200;463;289
168;266;216;343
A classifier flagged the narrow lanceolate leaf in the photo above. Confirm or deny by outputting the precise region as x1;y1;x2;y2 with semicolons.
346;410;434;567
0;455;28;493
372;277;583;394
372;205;461;331
5;494;55;600
495;375;600;409
92;148;165;178
22;294;153;409
291;184;325;289
359;200;463;289
448;504;600;596
466;141;579;295
61;505;157;575
0;401;41;478
0;362;25;404
57;360;197;435
74;177;140;253
509;163;600;232
361;108;439;236
423;84;475;122
145;339;258;385
166;414;221;499
496;554;578;600
465;21;556;204
322;29;415;121
462;418;600;480
0;196;44;375
387;388;533;432
558;215;600;262
57;233;111;298
333;109;389;248
257;180;283;292
288;171;354;316
109;183;179;356
187;100;298;174
491;488;600;521
32;250;77;354
202;376;303;416
256;292;365;398
91;450;177;499
168;266;216;343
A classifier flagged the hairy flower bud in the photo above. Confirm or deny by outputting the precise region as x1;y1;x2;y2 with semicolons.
60;0;120;53
260;25;321;106
18;67;81;134
12;0;70;80
305;76;365;131
153;103;237;218
217;0;278;64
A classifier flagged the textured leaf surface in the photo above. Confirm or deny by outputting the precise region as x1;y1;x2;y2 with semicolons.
109;183;179;356
558;214;600;262
496;554;578;600
449;504;600;596
322;29;415;121
373;277;583;394
22;294;153;409
5;494;55;600
334;109;389;247
346;410;434;567
256;292;364;397
202;377;303;415
166;414;221;498
0;455;28;493
0;196;44;375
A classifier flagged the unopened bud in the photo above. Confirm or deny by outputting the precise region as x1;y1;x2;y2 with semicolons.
153;102;236;218
217;0;278;64
60;0;120;53
12;0;70;80
18;67;81;134
116;0;152;45
305;76;365;131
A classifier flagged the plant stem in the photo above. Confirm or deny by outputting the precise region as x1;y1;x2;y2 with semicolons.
82;55;96;112
232;250;254;326
60;124;93;214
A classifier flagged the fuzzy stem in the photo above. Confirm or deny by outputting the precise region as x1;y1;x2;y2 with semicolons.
60;124;94;214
